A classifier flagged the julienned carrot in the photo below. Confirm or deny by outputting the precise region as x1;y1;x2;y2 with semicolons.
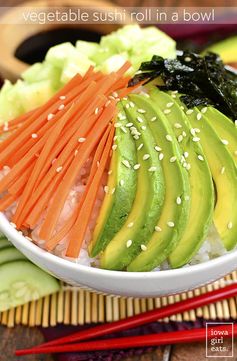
46;124;113;251
39;102;116;241
8;163;35;195
0;108;37;138
66;125;115;258
0;193;18;211
115;61;131;78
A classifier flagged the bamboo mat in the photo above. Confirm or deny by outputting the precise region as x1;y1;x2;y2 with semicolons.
1;271;237;328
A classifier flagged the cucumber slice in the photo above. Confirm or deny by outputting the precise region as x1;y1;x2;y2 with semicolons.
0;247;26;265
0;260;60;311
0;239;11;249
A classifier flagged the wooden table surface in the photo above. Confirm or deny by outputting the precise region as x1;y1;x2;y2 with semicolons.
1;325;237;361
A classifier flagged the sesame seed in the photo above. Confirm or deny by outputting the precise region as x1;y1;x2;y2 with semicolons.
178;135;183;143
192;137;200;142
166;134;172;142
220;166;225;174
190;128;196;136
129;101;135;108
167;221;175;228
143;154;150;160
159;153;164;161
186;163;191;170
180;106;185;110
228;222;233;230
31;133;38;139
170;156;177;163
185;195;190;201
150;116;157;122
171;94;176;98
78;137;86;143
125;103;130;109
122;160;131;168
123;97;128;100
121;126;127;133
134;164;141;170
114;122;122;128
174;123;182;129
133;135;140;140
185;56;192;62
183;162;188;168
74;150;78;156
126;122;133;128
58;104;65;110
172;90;178;94
155;146;162;152
221;139;229;145
155;226;162;232
105;100;111;107
118;113;126;121
184;152;189;158
111;187;116;194
182;131;187;137
186;109;193;115
201;107;208;113
198;155;204;161
104;186;109;194
194;128;201;133
120;180;125;186
47;113;54;121
112;144;117;151
196;113;202;120
126;240;133;248
108;170;112;175
59;95;66;100
127;222;134;228
51;158;57;164
141;244;147;251
149;166;157;172
163;109;171;115
137;116;143;123
143;93;150;98
167;102;174;108
137;109;146;114
176;196;182;205
112;91;118;98
137;143;144;151
56;166;63;173
141;125;146;130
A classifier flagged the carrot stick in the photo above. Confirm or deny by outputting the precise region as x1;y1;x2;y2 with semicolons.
0;193;18;211
66;125;115;257
39;102;116;241
115;61;131;78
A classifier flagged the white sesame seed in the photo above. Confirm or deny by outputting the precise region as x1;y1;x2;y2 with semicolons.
182;131;187;137
108;170;113;175
111;187;116;194
125;103;130;109
171;94;176;98
196;113;202;120
198;155;204;161
143;93;150;98
118;113;126;121
220;166;225;174
183;162;188;168
56;166;63;173
129;101;135;108
167;102;174;108
58;104;65;110
143;154;150;160
201;107;208;113
112;91;118;98
221;139;229;145
159;153;164;161
163;109;171;115
51;158;57;164
150;116;157;122
185;195;190;201
141;244;147;251
59;95;66;100
31;133;38;139
114;122;122;128
192;137;200;142
149;166;157;172
186;109;193;115
121;126;127;133
155;226;162;232
174;123;182;129
178;135;183;143
141;126;146;130
176;196;182;205
167;221;175;228
74;150;78;156
185;56;192;62
120;180;125;186
123;97;128;100
127;222;134;228
78;137;86;143
184;152;189;158
133;135;140;140
137;116;143;123
194;128;201;133
134;164;141;170
104;185;109;194
137;143;144;151
170;156;177;163
47;113;54;121
122;160;131;168
228;222;233;230
112;144;117;151
186;163;191;170
137;109;146;114
126;240;133;248
180;106;185;110
190;128;196;136
172;90;178;94
126;122;133;128
166;134;172;142
155;146;162;152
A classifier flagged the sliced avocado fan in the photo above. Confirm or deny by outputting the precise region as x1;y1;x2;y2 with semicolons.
177;99;237;251
100;97;165;270
89;104;137;257
152;90;214;268
127;90;191;272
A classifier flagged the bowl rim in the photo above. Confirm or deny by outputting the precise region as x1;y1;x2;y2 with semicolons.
1;212;237;280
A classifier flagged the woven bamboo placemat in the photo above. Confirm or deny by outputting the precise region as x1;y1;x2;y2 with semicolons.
1;270;237;328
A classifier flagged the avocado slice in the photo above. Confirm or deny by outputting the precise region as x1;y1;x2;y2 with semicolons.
89;105;137;257
127;89;191;272
151;90;214;268
202;36;237;64
178;100;237;251
100;97;165;270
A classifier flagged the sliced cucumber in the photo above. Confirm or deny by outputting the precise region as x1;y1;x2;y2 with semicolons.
0;247;26;265
0;260;60;311
0;239;11;249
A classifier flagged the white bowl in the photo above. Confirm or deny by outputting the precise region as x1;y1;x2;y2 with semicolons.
0;212;237;297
